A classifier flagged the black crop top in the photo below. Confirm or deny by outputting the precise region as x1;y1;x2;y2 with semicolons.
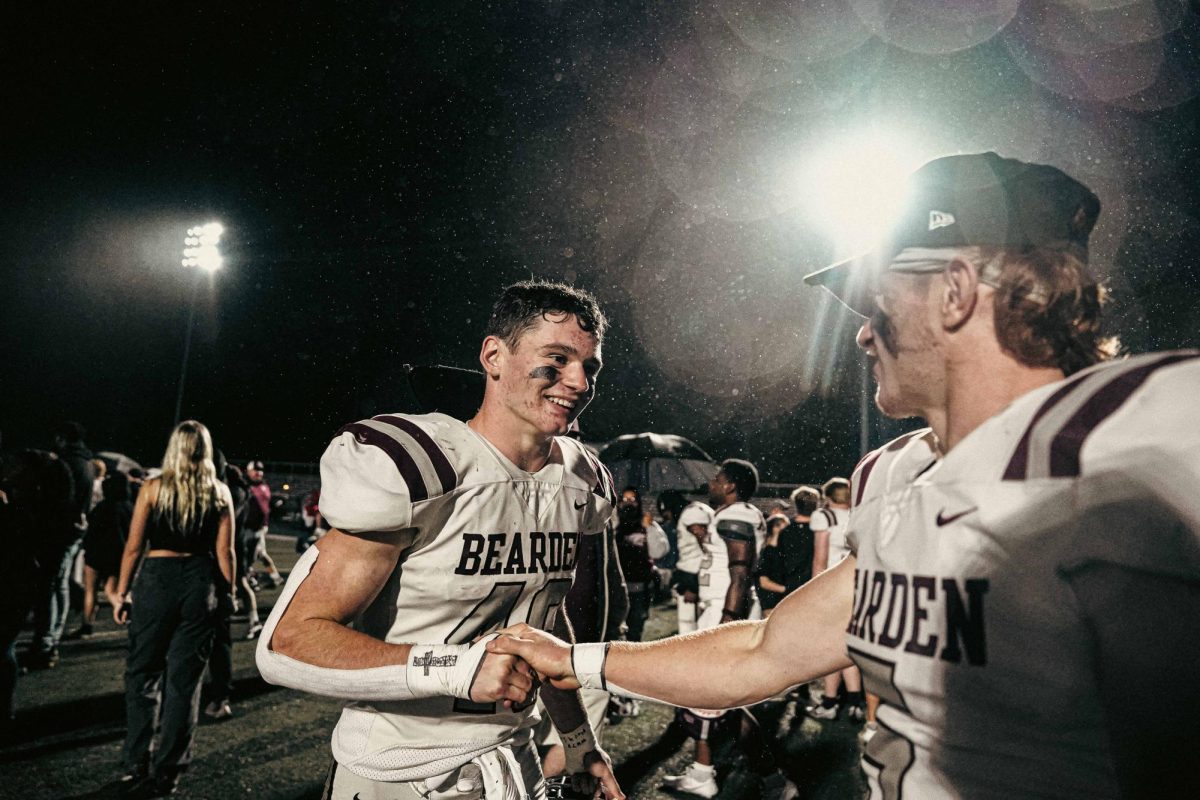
145;504;222;554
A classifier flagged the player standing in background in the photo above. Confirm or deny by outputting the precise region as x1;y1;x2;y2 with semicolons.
671;496;711;635
663;459;797;800
257;281;623;800
806;477;865;722
490;153;1200;798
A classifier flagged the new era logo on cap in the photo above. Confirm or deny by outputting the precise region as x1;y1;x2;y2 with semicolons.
802;152;1102;316
928;210;956;231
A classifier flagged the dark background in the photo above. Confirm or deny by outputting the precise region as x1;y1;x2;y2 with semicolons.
3;1;1198;480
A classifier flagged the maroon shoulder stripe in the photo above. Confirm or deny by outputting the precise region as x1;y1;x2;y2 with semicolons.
854;451;883;508
1002;371;1094;480
853;429;926;507
1048;352;1199;478
373;415;459;494
589;451;615;503
337;423;429;502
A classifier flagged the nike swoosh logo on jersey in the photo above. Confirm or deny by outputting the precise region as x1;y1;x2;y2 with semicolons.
936;507;977;526
573;500;588;510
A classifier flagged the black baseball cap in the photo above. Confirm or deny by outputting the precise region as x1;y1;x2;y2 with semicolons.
246;460;264;472
803;152;1101;316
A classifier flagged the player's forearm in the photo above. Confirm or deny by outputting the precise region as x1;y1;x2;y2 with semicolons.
540;681;589;733
600;622;778;707
721;565;751;621
270;615;412;669
759;575;786;594
598;560;856;708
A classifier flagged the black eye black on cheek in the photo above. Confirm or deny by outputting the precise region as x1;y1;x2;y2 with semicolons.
528;366;558;381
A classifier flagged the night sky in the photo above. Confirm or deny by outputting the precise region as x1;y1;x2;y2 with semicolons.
3;1;1199;482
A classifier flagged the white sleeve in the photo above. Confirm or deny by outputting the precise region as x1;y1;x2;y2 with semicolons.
678;503;712;530
1054;359;1200;581
319;426;414;533
255;545;497;701
809;508;832;532
645;521;670;560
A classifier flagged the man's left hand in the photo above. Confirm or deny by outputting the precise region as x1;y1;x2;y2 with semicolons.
568;748;624;800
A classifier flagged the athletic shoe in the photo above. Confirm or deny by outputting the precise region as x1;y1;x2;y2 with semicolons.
245;621;264;640
64;623;94;640
204;700;233;720
22;648;58;671
807;702;838;720
662;764;718;798
860;721;878;744
610;696;640;718
761;771;800;800
267;572;284;588
120;765;148;784
545;776;591;799
848;704;867;722
121;773;178;798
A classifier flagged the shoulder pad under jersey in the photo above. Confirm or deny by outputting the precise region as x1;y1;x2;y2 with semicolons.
715;502;763;541
319;413;461;533
850;428;938;510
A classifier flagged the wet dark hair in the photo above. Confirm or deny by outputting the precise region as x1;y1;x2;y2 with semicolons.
720;458;759;501
980;247;1119;375
657;490;688;518
486;279;607;350
56;421;86;443
102;472;131;501
822;477;850;505
789;485;821;516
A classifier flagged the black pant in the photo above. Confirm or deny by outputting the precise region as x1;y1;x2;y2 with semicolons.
205;593;234;704
122;556;217;777
626;587;650;642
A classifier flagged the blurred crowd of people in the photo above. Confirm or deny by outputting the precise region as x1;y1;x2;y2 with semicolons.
594;460;872;799
2;418;864;798
0;420;291;797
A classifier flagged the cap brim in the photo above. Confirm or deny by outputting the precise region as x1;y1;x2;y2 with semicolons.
802;250;878;318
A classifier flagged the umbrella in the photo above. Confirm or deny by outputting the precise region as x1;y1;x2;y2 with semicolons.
96;451;142;474
597;433;718;496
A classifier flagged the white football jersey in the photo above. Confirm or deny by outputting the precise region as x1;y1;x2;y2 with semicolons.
698;501;766;604
675;501;713;574
810;505;851;568
845;351;1200;799
318;412;616;782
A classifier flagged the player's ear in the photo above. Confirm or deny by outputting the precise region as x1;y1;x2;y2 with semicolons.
479;335;505;380
941;256;979;331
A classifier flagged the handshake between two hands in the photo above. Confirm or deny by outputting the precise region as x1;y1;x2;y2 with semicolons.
467;623;579;708
476;624;626;800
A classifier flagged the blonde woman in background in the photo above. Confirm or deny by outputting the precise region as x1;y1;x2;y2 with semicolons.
113;421;235;798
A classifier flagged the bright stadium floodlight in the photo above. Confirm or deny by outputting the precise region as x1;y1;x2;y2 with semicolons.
797;132;927;257
181;221;224;272
175;220;226;425
794;133;929;458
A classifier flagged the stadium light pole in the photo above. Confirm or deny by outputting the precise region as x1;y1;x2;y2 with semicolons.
174;222;224;426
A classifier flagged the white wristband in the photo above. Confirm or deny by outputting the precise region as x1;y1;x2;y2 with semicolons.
571;642;610;691
406;635;499;700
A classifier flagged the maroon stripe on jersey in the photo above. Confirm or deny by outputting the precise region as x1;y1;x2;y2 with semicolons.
581;446;613;502
1047;352;1199;478
337;423;429;502
1001;371;1096;481
588;450;614;501
373;415;459;494
852;429;925;507
854;451;883;508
